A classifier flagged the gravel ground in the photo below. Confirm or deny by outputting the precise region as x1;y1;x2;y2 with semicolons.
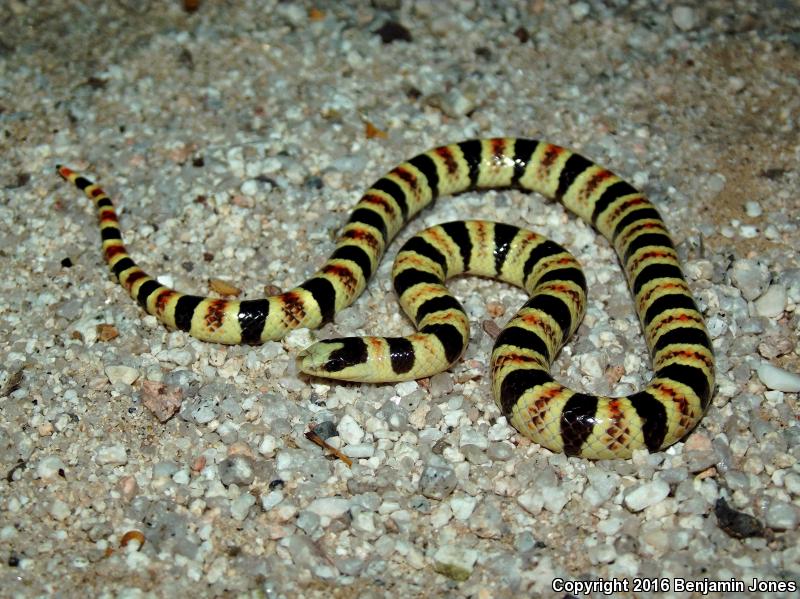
1;1;799;597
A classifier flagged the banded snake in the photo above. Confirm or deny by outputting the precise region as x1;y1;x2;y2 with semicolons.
57;138;715;459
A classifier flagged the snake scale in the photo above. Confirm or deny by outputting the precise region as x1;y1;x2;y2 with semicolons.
57;137;715;459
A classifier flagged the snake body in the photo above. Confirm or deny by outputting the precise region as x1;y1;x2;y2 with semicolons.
58;137;714;458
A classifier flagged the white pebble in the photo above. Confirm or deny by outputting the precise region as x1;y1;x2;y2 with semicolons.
49;499;71;521
240;179;258;196
579;354;603;378
258;434;277;457
487;418;515;441
672;5;700;31
430;503;453;528
261;490;283;511
541;486;569;514
337;414;365;445
105;365;139;386
95;444;128;466
756;362;800;392
754;284;786;318
459;428;488;450
283;328;313;351
342;443;375;458
36;456;66;481
584;470;618;507
745;200;762;217
517;489;543;515
230;493;256;521
431;544;478;581
624;479;670;512
570;2;590;21
588;543;617;565
705;315;727;338
784;472;800;495
739;225;758;239
449;494;478;521
306;497;351;519
727;76;746;93
641;529;671;553
351;510;376;534
394;381;419;396
765;500;799;530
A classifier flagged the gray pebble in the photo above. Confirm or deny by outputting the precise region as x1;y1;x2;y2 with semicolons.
765;500;799;530
409;495;432;514
336;556;366;577
429;372;454;397
218;455;255;487
461;444;488;465
514;530;541;553
312;420;338;440
754;284;786;318
216;421;239;445
230;493;256;521
486;442;513;461
685;450;717;473
152;461;180;478
183;398;218;425
469;499;506;539
730;259;770;301
419;455;457;500
297;510;321;535
282;535;338;579
376;401;410;432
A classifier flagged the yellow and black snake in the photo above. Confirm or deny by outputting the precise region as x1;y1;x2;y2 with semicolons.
57;137;714;459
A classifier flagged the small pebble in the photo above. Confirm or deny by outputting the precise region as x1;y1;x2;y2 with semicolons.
754;284;786;318
419;456;457;500
306;497;351;519
431;545;478;581
343;443;375;458
95;445;128;466
49;499;71;521
230;493;256;521
218;456;255;487
756;362;800;392
337;415;365;445
105;365;139;386
141;380;183;423
486;442;513;461
765;500;799;530
36;456;66;480
624;479;670;512
745;200;762;217
672;5;701;31
730;259;770;301
570;2;590;21
450;494;478;521
297;510;321;534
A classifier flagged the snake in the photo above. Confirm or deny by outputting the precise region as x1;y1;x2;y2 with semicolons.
57;137;715;459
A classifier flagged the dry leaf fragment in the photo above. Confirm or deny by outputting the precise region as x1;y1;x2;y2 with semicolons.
209;278;242;297
305;430;352;467
96;323;119;342
365;121;388;139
